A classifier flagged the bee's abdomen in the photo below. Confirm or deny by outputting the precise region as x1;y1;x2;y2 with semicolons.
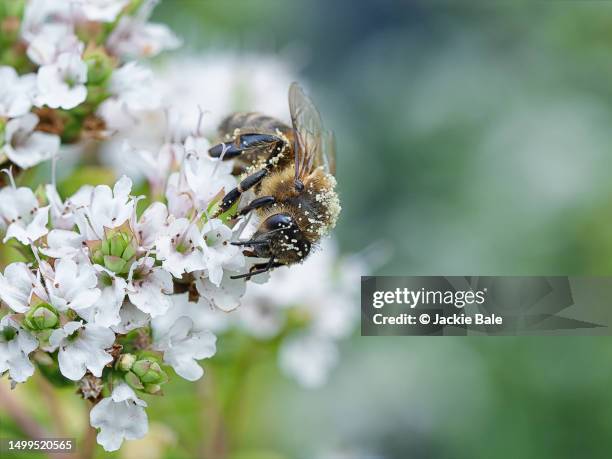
218;112;290;138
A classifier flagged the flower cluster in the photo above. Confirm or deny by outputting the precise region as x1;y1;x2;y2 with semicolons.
0;0;358;453
98;51;297;192
0;146;251;450
0;0;179;171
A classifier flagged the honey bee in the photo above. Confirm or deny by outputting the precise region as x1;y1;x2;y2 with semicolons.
208;83;341;279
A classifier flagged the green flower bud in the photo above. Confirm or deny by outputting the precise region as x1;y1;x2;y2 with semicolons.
124;370;144;390
131;359;151;377
143;384;161;395
122;242;136;261
117;353;137;372
103;255;127;274
140;362;164;384
84;45;115;86
24;304;59;331
101;239;111;256
92;249;104;266
131;358;168;385
109;232;129;257
91;229;138;275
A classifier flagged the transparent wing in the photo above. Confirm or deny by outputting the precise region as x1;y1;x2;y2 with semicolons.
319;129;337;176
289;82;327;180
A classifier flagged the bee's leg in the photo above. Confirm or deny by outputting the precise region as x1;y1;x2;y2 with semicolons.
208;133;285;160
238;196;276;216
215;168;268;216
230;257;285;280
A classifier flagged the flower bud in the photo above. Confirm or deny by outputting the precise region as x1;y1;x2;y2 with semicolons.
117;353;137;372
143;384;161;395
91;230;138;274
103;255;128;274
129;358;169;387
119;354;168;394
24;304;59;331
109;232;129;257
131;359;150;376
83;45;115;86
124;370;144;390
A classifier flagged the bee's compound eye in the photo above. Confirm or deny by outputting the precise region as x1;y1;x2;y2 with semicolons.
263;213;294;231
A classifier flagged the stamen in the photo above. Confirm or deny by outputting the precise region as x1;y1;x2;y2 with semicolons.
212;143;231;176
1;167;16;188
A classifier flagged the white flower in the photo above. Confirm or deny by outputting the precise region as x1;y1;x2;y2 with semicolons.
120;142;174;194
73;0;129;22
89;384;148;452
245;240;359;340
0;67;36;117
201;218;244;286
35;51;88;109
107;1;181;60
40;229;85;260
21;0;73;43
25;23;82;66
155;217;207;278
109;62;161;111
152;292;230;335
127;257;173;317
237;301;285;339
195;270;246;312
0;262;45;313
49;321;115;380
132;201;168;250
311;292;357;340
183;138;235;207
152;316;216;381
2;113;60;169
165;171;194;219
78;269;127;327
0;315;38;383
46;184;94;230
75;176;134;240
111;301;150;334
0;186;49;244
44;258;101;312
278;334;339;389
156;53;295;136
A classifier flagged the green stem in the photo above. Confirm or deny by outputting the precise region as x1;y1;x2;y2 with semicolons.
202;337;262;458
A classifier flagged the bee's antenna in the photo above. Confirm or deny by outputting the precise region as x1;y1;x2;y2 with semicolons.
231;239;269;247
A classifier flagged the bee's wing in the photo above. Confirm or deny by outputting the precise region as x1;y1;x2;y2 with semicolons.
289;82;327;180
321;129;337;176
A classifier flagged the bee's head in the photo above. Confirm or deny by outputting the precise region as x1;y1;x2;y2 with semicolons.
252;213;311;264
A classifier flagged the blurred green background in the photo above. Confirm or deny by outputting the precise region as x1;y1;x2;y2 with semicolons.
5;1;612;458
